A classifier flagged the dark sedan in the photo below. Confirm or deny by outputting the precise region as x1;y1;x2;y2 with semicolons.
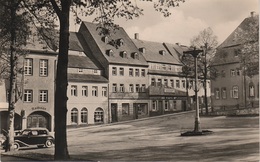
3;128;55;150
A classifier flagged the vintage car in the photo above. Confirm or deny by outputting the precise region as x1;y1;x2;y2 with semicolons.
3;128;55;150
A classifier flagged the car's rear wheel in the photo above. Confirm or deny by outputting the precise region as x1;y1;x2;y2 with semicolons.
45;140;53;148
13;142;19;150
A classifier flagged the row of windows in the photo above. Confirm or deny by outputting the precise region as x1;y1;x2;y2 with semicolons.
220;69;241;77
70;85;107;97
24;59;48;76
23;90;48;102
112;84;146;93
150;64;181;72
152;100;177;111
215;84;258;100
112;67;146;77
71;107;104;124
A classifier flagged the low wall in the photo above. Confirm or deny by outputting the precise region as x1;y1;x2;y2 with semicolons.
209;107;259;116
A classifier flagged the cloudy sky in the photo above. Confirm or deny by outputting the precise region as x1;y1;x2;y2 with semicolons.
71;0;259;46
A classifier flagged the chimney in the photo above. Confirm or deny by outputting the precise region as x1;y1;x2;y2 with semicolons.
134;33;139;39
175;42;180;46
250;11;256;17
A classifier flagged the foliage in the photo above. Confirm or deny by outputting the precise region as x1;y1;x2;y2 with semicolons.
235;15;259;78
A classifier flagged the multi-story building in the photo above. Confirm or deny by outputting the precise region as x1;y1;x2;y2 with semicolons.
211;12;259;110
78;22;150;122
66;32;109;126
132;35;188;116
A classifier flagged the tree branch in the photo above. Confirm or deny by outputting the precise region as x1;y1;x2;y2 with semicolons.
50;0;62;18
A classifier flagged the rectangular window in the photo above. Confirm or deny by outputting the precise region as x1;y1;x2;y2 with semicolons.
176;80;180;88
157;79;162;87
39;90;48;102
182;80;185;88
135;84;140;92
221;87;226;99
230;69;235;76
39;59;48;76
71;85;77;96
112;67;117;76
129;84;134;93
164;101;169;111
221;70;226;77
141;84;146;92
129;68;133;76
102;87;107;97
168;65;172;71
112;84;117;92
24;90;33;102
232;86;239;98
135;69;140;77
141;69;145;77
119;67;124;76
151;78;156;86
119;84;124;92
82;86;88;97
92;86;98;97
24;58;33;75
236;69;241;76
215;88;220;99
152;100;157;111
93;69;98;73
122;103;129;115
164;79;168;87
170;79;174;87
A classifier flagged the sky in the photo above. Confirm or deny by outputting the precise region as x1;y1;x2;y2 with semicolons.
70;0;259;46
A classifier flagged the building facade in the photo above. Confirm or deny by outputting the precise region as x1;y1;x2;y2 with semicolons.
211;12;259;110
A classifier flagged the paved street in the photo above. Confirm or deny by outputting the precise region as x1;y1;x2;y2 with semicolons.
1;112;259;161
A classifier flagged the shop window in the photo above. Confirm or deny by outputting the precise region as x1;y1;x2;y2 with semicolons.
122;103;129;115
152;100;157;111
71;108;78;124
94;108;104;124
81;108;88;124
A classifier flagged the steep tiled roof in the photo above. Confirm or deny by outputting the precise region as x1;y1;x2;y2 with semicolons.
68;55;99;69
218;15;259;48
68;73;108;83
80;22;148;66
69;32;84;52
132;39;181;65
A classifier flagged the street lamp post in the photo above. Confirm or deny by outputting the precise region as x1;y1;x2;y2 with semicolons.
184;47;203;132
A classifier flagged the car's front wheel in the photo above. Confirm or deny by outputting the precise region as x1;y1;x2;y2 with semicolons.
13;142;19;150
45;140;53;148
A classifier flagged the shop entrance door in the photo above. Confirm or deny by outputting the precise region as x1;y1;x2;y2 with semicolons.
111;103;118;123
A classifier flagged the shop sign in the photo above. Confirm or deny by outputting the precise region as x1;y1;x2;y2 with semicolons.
32;107;46;111
164;88;175;93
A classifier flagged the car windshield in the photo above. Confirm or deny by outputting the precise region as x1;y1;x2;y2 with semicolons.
21;130;30;135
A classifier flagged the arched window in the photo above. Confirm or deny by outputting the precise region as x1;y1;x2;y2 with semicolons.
249;84;255;97
94;107;104;124
71;108;78;124
81;108;88;124
231;86;239;99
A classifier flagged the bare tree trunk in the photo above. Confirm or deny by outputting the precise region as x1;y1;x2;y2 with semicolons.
54;0;71;160
6;1;17;152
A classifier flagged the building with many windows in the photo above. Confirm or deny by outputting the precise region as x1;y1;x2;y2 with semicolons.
78;22;150;122
66;32;109;126
211;12;259;110
132;35;188;116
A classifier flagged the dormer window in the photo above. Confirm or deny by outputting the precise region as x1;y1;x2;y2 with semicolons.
102;36;109;43
139;47;146;54
131;52;139;60
120;51;127;58
117;39;124;46
106;49;114;56
159;50;166;55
